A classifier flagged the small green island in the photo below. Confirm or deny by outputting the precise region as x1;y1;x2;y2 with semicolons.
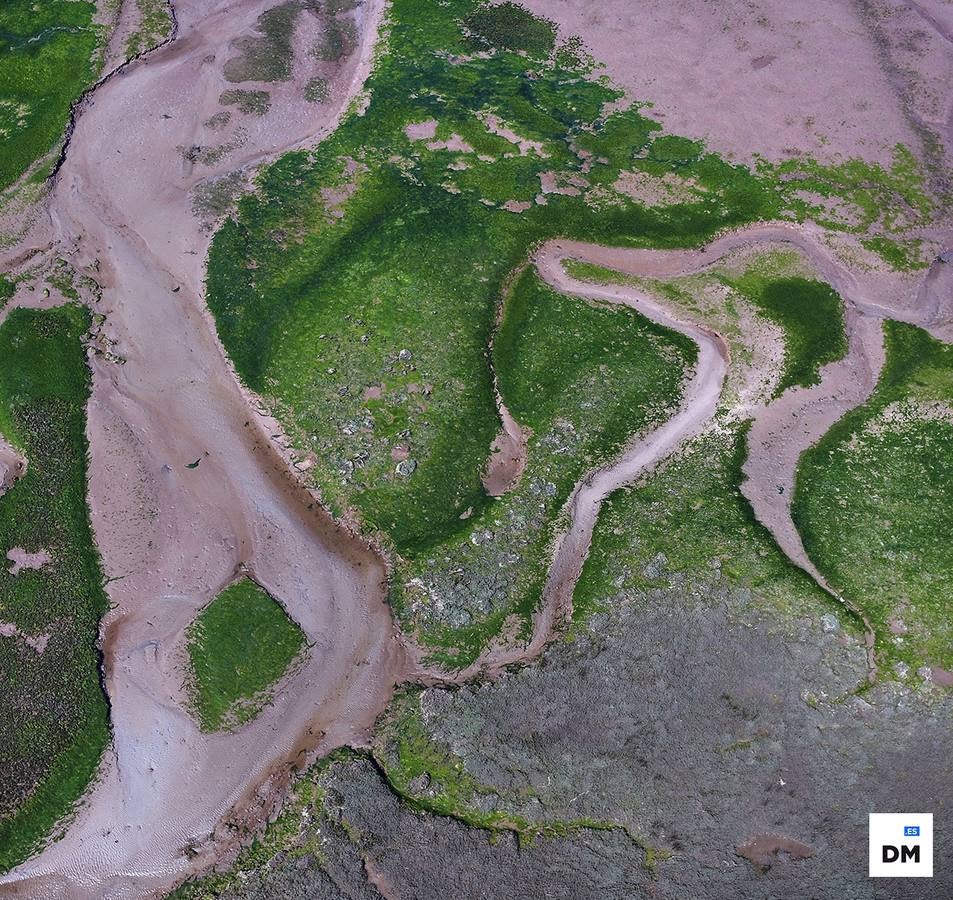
185;576;307;732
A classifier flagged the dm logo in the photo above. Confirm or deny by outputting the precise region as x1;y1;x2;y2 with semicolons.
869;814;933;878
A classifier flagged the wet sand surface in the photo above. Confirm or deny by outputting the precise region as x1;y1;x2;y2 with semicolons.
521;0;951;174
736;832;815;868
0;1;408;898
480;397;529;497
530;241;729;646
5;547;51;576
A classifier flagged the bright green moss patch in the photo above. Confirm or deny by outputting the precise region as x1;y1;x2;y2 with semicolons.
0;306;109;872
207;0;769;558
723;275;847;395
768;144;933;236
561;254;849;405
497;268;695;457
171;731;662;899
793;321;953;675
0;0;105;191
861;235;927;271
561;259;627;285
185;577;306;732
374;691;507;829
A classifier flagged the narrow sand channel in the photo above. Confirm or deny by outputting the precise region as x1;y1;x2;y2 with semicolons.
1;1;407;898
520;227;950;682
417;243;730;685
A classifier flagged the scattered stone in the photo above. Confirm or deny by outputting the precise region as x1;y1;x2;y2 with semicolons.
407;772;432;794
643;552;668;580
931;666;953;688
395;458;417;477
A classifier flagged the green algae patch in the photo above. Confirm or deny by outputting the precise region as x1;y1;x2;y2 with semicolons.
462;2;555;56
724;275;847;396
572;424;848;630
170;732;662;898
185;577;307;732
793;321;953;676
204;0;935;665
861;235;928;272
0;306;109;872
496;268;696;442
374;691;507;829
0;0;105;192
124;0;174;58
555;259;857;630
766;144;933;237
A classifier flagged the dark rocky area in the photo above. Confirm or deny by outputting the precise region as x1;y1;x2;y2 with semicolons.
179;577;952;899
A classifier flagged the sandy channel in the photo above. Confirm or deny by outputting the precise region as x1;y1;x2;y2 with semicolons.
0;1;407;898
525;223;951;682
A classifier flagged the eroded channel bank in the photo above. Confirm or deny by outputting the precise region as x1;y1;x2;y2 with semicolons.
411;219;941;686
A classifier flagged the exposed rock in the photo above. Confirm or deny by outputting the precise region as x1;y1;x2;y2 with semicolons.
395;458;417;477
